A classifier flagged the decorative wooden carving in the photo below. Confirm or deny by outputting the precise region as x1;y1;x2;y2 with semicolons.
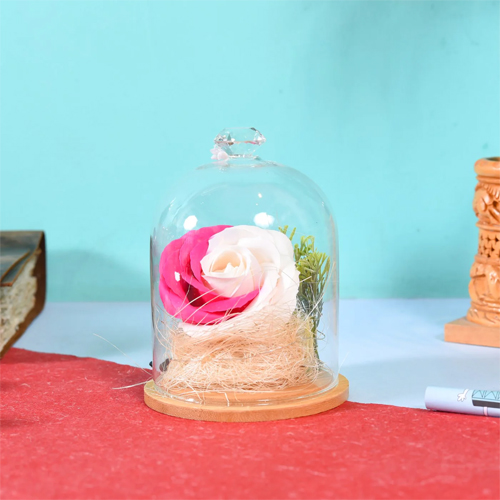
466;157;500;327
445;157;500;348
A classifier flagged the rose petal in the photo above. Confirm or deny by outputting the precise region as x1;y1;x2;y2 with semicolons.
201;246;262;297
159;236;189;299
184;225;232;292
162;282;227;324
196;288;259;313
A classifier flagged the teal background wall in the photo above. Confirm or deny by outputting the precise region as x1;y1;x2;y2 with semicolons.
1;1;498;301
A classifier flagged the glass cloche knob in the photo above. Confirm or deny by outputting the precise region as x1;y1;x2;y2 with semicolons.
214;127;266;158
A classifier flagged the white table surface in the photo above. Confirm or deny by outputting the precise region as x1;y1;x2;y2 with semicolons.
14;299;500;409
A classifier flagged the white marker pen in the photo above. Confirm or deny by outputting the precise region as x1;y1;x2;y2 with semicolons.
425;386;500;418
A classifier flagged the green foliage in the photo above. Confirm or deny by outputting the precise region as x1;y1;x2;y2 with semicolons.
279;226;331;356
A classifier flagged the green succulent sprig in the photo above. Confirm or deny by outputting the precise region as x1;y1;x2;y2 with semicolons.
280;226;331;358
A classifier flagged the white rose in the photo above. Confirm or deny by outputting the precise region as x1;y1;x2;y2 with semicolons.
181;225;300;336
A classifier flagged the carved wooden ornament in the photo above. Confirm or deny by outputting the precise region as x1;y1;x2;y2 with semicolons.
467;157;500;327
445;157;500;348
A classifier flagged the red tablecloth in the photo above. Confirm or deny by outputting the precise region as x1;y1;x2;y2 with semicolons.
1;348;498;500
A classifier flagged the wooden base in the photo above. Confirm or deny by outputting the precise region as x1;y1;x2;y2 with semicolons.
445;317;499;348
144;374;349;422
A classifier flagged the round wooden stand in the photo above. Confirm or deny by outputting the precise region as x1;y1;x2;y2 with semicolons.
144;374;349;422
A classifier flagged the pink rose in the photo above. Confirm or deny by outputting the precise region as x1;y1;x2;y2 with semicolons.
159;225;300;333
159;225;260;326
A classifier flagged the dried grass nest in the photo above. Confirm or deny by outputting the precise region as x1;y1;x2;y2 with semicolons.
156;311;321;394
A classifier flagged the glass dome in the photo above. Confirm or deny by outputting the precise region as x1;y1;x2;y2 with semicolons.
149;127;340;414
